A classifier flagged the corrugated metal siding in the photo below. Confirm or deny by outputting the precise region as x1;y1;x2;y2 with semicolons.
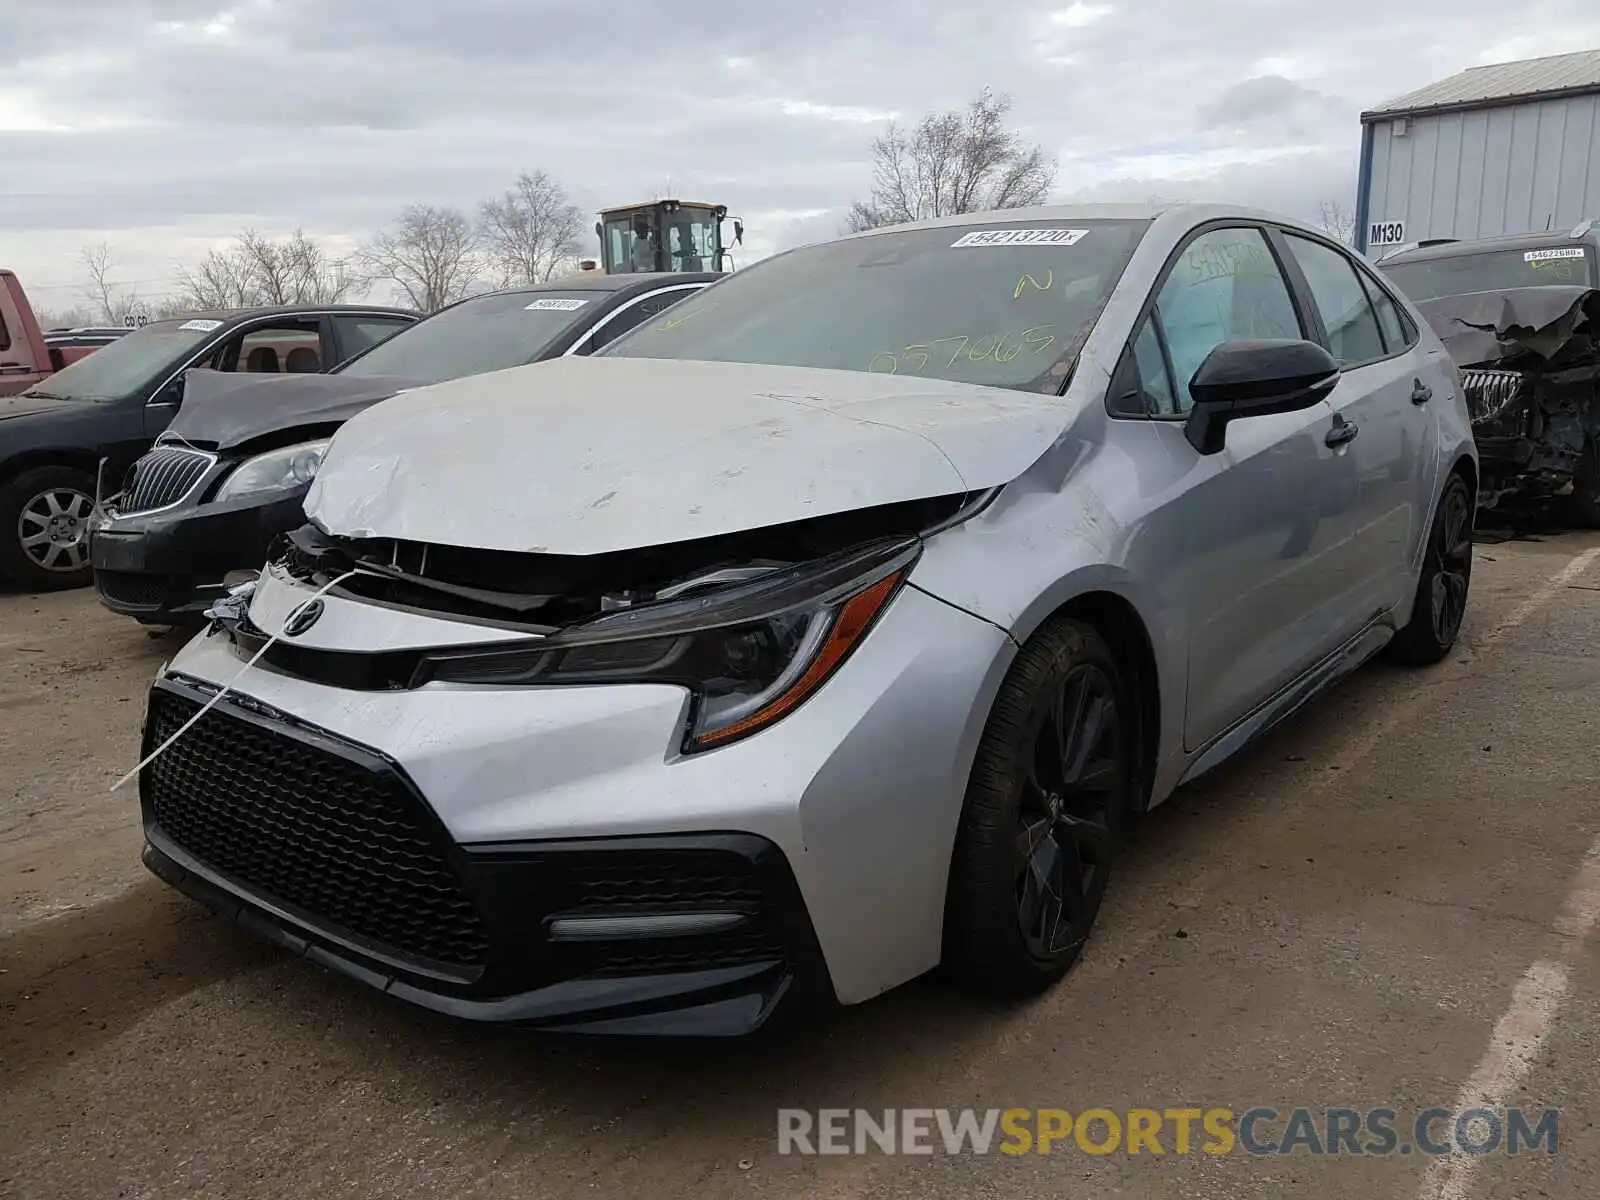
1363;93;1600;250
1366;49;1600;118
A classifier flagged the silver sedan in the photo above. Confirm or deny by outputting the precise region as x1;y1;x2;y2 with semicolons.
135;203;1477;1036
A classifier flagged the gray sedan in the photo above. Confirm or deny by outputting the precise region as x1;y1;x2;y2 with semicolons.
136;203;1476;1035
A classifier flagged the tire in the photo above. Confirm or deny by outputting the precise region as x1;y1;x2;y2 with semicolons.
943;616;1140;998
0;465;98;590
1387;471;1474;666
1570;438;1600;529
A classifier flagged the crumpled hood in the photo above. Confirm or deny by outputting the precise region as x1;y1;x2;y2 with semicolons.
1415;285;1600;368
165;369;423;451
305;356;1072;555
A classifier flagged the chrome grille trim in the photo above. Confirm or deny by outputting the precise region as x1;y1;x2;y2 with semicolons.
118;446;217;515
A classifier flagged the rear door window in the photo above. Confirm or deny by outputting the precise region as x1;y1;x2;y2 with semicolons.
588;286;705;352
334;316;412;362
1282;234;1388;366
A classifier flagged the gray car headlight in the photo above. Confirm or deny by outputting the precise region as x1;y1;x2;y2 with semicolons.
213;439;331;503
416;538;920;752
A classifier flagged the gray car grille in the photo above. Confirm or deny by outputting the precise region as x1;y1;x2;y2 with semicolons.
119;446;216;515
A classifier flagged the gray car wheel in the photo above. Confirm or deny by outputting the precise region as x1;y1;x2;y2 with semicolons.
0;465;98;590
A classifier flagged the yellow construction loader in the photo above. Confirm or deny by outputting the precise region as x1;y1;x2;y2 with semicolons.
586;199;744;275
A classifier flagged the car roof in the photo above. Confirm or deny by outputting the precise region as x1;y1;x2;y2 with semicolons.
151;303;420;325
1378;226;1599;265
833;201;1288;243
488;272;723;296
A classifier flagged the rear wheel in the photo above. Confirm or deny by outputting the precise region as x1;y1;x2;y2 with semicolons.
0;465;98;590
943;617;1139;998
1388;471;1473;666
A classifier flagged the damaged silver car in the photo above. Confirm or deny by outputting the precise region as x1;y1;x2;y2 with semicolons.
135;204;1477;1036
1380;223;1600;520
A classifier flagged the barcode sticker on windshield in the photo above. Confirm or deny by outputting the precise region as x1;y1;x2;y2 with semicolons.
525;297;589;311
951;229;1089;248
1525;248;1586;262
178;319;224;332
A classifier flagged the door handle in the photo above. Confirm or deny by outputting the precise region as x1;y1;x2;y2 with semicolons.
1325;418;1359;448
1411;379;1432;405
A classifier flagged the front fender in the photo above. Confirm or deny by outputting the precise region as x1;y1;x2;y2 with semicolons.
912;477;1188;804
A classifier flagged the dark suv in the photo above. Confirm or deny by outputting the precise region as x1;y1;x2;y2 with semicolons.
1377;223;1599;301
0;304;415;589
1379;221;1600;520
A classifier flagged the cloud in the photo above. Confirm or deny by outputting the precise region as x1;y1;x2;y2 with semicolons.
4;0;1599;308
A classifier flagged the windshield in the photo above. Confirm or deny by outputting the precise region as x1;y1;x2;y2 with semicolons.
336;289;598;385
602;219;1151;390
23;318;219;401
1382;245;1597;302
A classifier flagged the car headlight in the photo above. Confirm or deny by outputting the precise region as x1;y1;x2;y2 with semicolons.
213;440;331;503
416;537;920;752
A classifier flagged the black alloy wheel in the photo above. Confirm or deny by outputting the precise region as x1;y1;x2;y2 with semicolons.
1388;471;1474;666
945;616;1138;997
1015;663;1122;962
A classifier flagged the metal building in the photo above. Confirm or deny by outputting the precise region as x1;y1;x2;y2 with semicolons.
1355;48;1600;256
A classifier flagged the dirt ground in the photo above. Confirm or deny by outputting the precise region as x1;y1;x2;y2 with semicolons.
4;537;1600;1200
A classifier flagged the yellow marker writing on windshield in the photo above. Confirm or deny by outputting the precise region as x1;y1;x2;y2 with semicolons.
1014;270;1054;300
866;324;1059;373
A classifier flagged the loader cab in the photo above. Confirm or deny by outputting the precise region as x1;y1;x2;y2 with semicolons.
596;200;743;275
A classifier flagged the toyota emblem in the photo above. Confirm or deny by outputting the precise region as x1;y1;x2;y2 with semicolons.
282;598;325;638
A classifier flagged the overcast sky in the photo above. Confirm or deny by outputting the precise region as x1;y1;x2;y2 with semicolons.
5;0;1599;315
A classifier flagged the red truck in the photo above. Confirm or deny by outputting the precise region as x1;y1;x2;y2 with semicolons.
0;270;125;395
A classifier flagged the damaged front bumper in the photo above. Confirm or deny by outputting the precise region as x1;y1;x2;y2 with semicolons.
1419;287;1600;513
139;550;1013;1033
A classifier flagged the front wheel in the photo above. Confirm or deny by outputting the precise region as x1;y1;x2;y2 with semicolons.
1569;437;1600;529
0;465;98;590
943;617;1139;998
1387;472;1474;666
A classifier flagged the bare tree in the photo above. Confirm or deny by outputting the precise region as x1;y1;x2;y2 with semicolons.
35;304;98;331
172;244;260;310
844;89;1057;233
236;229;362;304
1318;200;1357;246
81;242;139;324
171;230;362;309
480;171;584;285
357;205;480;312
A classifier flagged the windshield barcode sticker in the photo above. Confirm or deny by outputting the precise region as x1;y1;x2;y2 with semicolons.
1525;248;1586;262
951;229;1089;248
177;319;224;332
525;297;589;311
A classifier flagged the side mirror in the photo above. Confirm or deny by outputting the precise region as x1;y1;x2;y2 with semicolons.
150;376;185;406
594;221;603;240
733;219;744;245
1184;338;1339;455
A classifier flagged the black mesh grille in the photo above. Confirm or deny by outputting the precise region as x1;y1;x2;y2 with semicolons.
121;447;213;514
95;570;173;609
144;688;490;972
553;851;789;977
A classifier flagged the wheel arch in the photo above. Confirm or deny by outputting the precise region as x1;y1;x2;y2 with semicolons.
1050;590;1161;811
1;448;106;488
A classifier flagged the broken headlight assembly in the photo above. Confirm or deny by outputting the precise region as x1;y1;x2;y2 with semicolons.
416;538;920;751
213;439;331;503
